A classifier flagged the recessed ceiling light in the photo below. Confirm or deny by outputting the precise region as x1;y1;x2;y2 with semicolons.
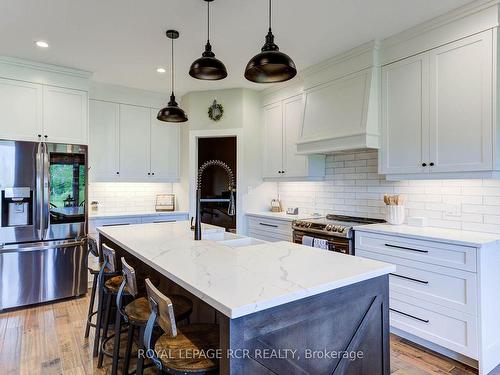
35;40;49;48
156;67;166;73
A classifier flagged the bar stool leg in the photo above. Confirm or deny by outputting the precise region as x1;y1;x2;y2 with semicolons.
84;273;98;338
123;324;135;375
111;307;123;375
93;281;105;357
97;293;112;368
136;325;146;375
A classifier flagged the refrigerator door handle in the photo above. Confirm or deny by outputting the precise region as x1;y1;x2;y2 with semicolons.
42;142;50;240
35;142;44;240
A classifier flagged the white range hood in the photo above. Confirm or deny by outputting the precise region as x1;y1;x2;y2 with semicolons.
296;43;380;155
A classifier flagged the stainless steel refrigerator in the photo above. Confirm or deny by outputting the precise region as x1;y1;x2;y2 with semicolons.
0;140;88;310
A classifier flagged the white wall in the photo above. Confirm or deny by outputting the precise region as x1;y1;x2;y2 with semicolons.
178;88;276;233
278;150;500;234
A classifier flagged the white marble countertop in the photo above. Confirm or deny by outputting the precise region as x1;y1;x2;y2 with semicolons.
354;223;500;247
245;211;323;222
97;221;394;318
89;210;189;220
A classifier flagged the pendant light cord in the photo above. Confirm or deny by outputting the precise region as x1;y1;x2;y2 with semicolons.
268;0;272;31
207;1;210;42
171;37;174;95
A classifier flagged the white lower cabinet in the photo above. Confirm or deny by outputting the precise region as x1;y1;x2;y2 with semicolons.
355;229;500;374
246;216;292;242
89;213;189;238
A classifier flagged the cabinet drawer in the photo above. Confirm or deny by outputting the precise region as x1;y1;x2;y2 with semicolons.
247;217;292;237
248;230;291;242
355;231;476;271
390;292;478;358
140;214;187;224
357;249;477;314
90;217;142;234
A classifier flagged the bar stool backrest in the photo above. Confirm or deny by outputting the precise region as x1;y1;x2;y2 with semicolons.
88;237;99;258
120;257;138;298
101;244;117;273
145;278;177;337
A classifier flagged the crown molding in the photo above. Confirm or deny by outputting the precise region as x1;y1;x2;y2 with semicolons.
0;56;92;79
381;0;500;50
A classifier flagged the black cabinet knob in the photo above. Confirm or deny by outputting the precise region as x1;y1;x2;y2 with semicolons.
147;172;151;176
44;135;48;138
116;171;119;175
422;163;427;167
152;172;155;176
430;162;435;166
37;134;42;138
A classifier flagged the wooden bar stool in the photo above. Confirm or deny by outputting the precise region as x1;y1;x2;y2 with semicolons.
94;243;124;363
144;278;219;375
84;236;100;339
111;258;193;375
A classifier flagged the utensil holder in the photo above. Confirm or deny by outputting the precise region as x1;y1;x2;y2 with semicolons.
387;205;405;225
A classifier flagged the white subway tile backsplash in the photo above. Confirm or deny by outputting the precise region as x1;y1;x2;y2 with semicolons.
89;182;175;214
278;150;500;234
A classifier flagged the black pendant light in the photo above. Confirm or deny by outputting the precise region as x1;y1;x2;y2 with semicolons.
245;0;297;83
189;0;227;80
157;30;188;123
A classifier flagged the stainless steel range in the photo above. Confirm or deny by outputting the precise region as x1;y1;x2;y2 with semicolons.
292;214;385;255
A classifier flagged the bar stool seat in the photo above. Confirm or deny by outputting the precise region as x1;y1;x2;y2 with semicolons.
125;294;193;324
104;275;128;294
154;323;219;373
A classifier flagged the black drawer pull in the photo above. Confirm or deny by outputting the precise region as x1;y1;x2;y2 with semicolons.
385;243;428;253
390;273;429;285
259;222;278;228
390;308;429;323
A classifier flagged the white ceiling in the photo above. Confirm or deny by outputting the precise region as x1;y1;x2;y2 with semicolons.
0;0;475;94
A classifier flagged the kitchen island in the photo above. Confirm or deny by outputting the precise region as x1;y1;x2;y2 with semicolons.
98;221;395;374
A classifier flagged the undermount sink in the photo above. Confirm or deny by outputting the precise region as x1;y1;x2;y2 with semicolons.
203;231;266;247
218;237;266;248
202;231;242;241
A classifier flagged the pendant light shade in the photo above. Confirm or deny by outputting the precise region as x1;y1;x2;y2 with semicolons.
190;0;227;80
158;30;188;123
245;0;297;83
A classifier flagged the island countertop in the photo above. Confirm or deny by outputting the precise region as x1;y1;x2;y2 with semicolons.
97;221;395;318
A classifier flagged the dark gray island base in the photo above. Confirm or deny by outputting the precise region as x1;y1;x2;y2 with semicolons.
100;234;390;375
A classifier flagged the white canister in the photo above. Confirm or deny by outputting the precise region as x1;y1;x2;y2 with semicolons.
387;205;405;225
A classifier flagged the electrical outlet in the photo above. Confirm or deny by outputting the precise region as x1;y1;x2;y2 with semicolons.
445;203;461;217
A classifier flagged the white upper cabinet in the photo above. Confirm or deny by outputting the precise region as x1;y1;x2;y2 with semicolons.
89;100;119;180
262;102;284;178
428;31;493;173
119;104;151;180
380;29;496;179
262;95;325;180
42;86;88;144
0;78;43;142
380;53;429;175
88;102;180;182
150;108;180;181
282;95;309;177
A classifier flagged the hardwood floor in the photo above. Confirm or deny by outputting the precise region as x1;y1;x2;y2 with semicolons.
0;293;485;375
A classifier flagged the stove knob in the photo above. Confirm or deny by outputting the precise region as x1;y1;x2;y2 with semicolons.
325;224;332;231
306;222;312;228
